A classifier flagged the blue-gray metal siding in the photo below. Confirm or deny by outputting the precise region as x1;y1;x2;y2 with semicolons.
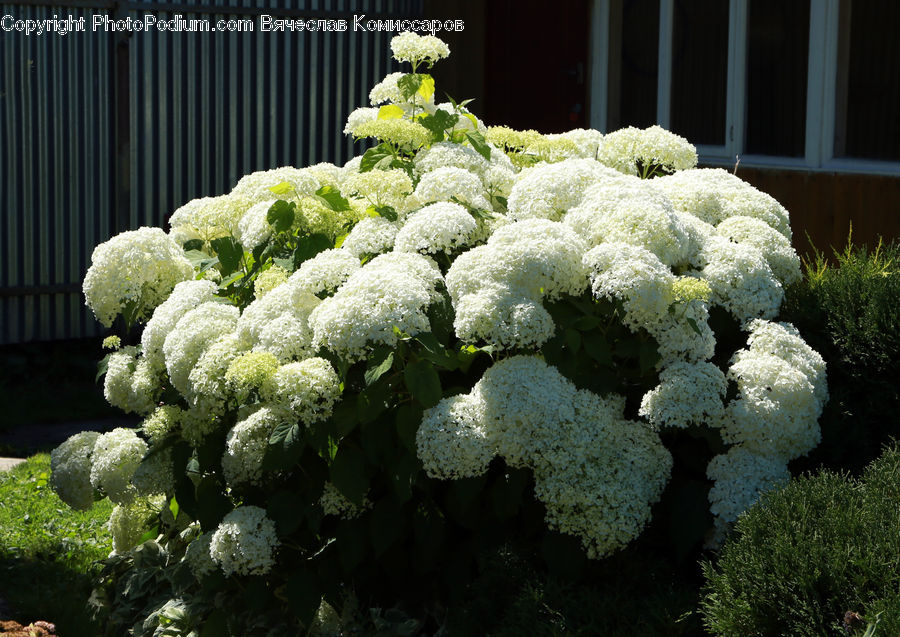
1;0;420;344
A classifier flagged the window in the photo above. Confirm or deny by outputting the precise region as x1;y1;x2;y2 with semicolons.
589;0;900;174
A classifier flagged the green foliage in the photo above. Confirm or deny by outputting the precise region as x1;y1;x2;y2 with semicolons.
446;541;704;637
701;442;900;636
782;236;900;474
0;454;113;636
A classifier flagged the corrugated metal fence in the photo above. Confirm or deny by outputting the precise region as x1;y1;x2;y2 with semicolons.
1;0;421;344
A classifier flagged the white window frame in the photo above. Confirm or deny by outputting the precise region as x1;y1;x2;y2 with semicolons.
589;0;900;176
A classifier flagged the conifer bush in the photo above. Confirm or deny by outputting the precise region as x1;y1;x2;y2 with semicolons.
701;442;900;636
53;32;828;634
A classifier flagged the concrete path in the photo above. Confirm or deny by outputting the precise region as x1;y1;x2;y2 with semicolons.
0;458;24;472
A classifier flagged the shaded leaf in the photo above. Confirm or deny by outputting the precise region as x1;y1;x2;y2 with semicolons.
210;236;244;275
404;360;442;408
266;200;296;233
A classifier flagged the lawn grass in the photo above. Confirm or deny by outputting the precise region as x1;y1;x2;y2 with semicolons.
0;454;112;636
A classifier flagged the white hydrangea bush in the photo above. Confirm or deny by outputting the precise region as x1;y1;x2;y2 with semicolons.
61;31;827;633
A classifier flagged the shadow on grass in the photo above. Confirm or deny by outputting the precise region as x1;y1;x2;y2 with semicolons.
0;556;102;637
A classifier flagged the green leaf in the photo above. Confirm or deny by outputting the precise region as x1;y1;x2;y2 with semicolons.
357;382;390;424
210;236;244;275
96;352;112;383
360;143;395;173
417;75;435;101
268;181;295;196
465;130;492;161
378;104;405;120
315;185;351;212
263;422;304;472
293;233;332;268
582;332;613;365
373;205;398;222
286;570;321;628
199;610;228;637
404;360;442;408
413;331;457;369
266;490;303;537
195;476;232;530
330;445;368;506
365;348;394;386
331;400;359;438
395;404;422;454
563;328;582;352
418;109;458;142
335;519;368;572
542;531;585;579
572;315;601;331
638;339;661;375
390;453;419;504
369;499;404;556
183;239;204;252
267;200;296;233
273;257;293;271
397;73;423;101
686;316;703;336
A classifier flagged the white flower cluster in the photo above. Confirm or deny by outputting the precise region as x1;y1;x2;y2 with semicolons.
657;168;791;239
414;166;491;210
83;227;194;327
597;125;697;176
289;248;360;296
261;357;341;424
343;169;413;211
50;431;101;510
104;346;159;415
564;176;692;267
209;506;280;576
417;356;672;558
163;301;240;397
230;166;319;204
183;531;217;580
506;158;616;222
446;219;588;349
62;31;829;568
90;427;148;505
108;496;164;554
222;405;290;487
525;128;605;162
169;195;250;245
310;252;443;361
141;280;219;371
320;482;372;519
708;320;828;529
236;282;320;362
235;200;277;251
394;202;479;256
390;31;450;67
639;361;727;429
340;216;399;259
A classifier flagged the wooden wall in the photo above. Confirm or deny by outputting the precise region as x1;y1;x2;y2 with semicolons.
736;168;900;259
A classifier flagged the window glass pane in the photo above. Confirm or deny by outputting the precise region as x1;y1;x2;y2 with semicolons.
836;0;900;161
671;0;729;145
745;0;810;157
608;0;659;130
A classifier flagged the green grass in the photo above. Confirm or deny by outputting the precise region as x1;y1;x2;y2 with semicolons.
0;454;113;636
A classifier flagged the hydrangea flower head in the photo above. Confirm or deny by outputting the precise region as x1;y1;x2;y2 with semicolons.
83;227;194;327
209;506;280;576
390;32;450;68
